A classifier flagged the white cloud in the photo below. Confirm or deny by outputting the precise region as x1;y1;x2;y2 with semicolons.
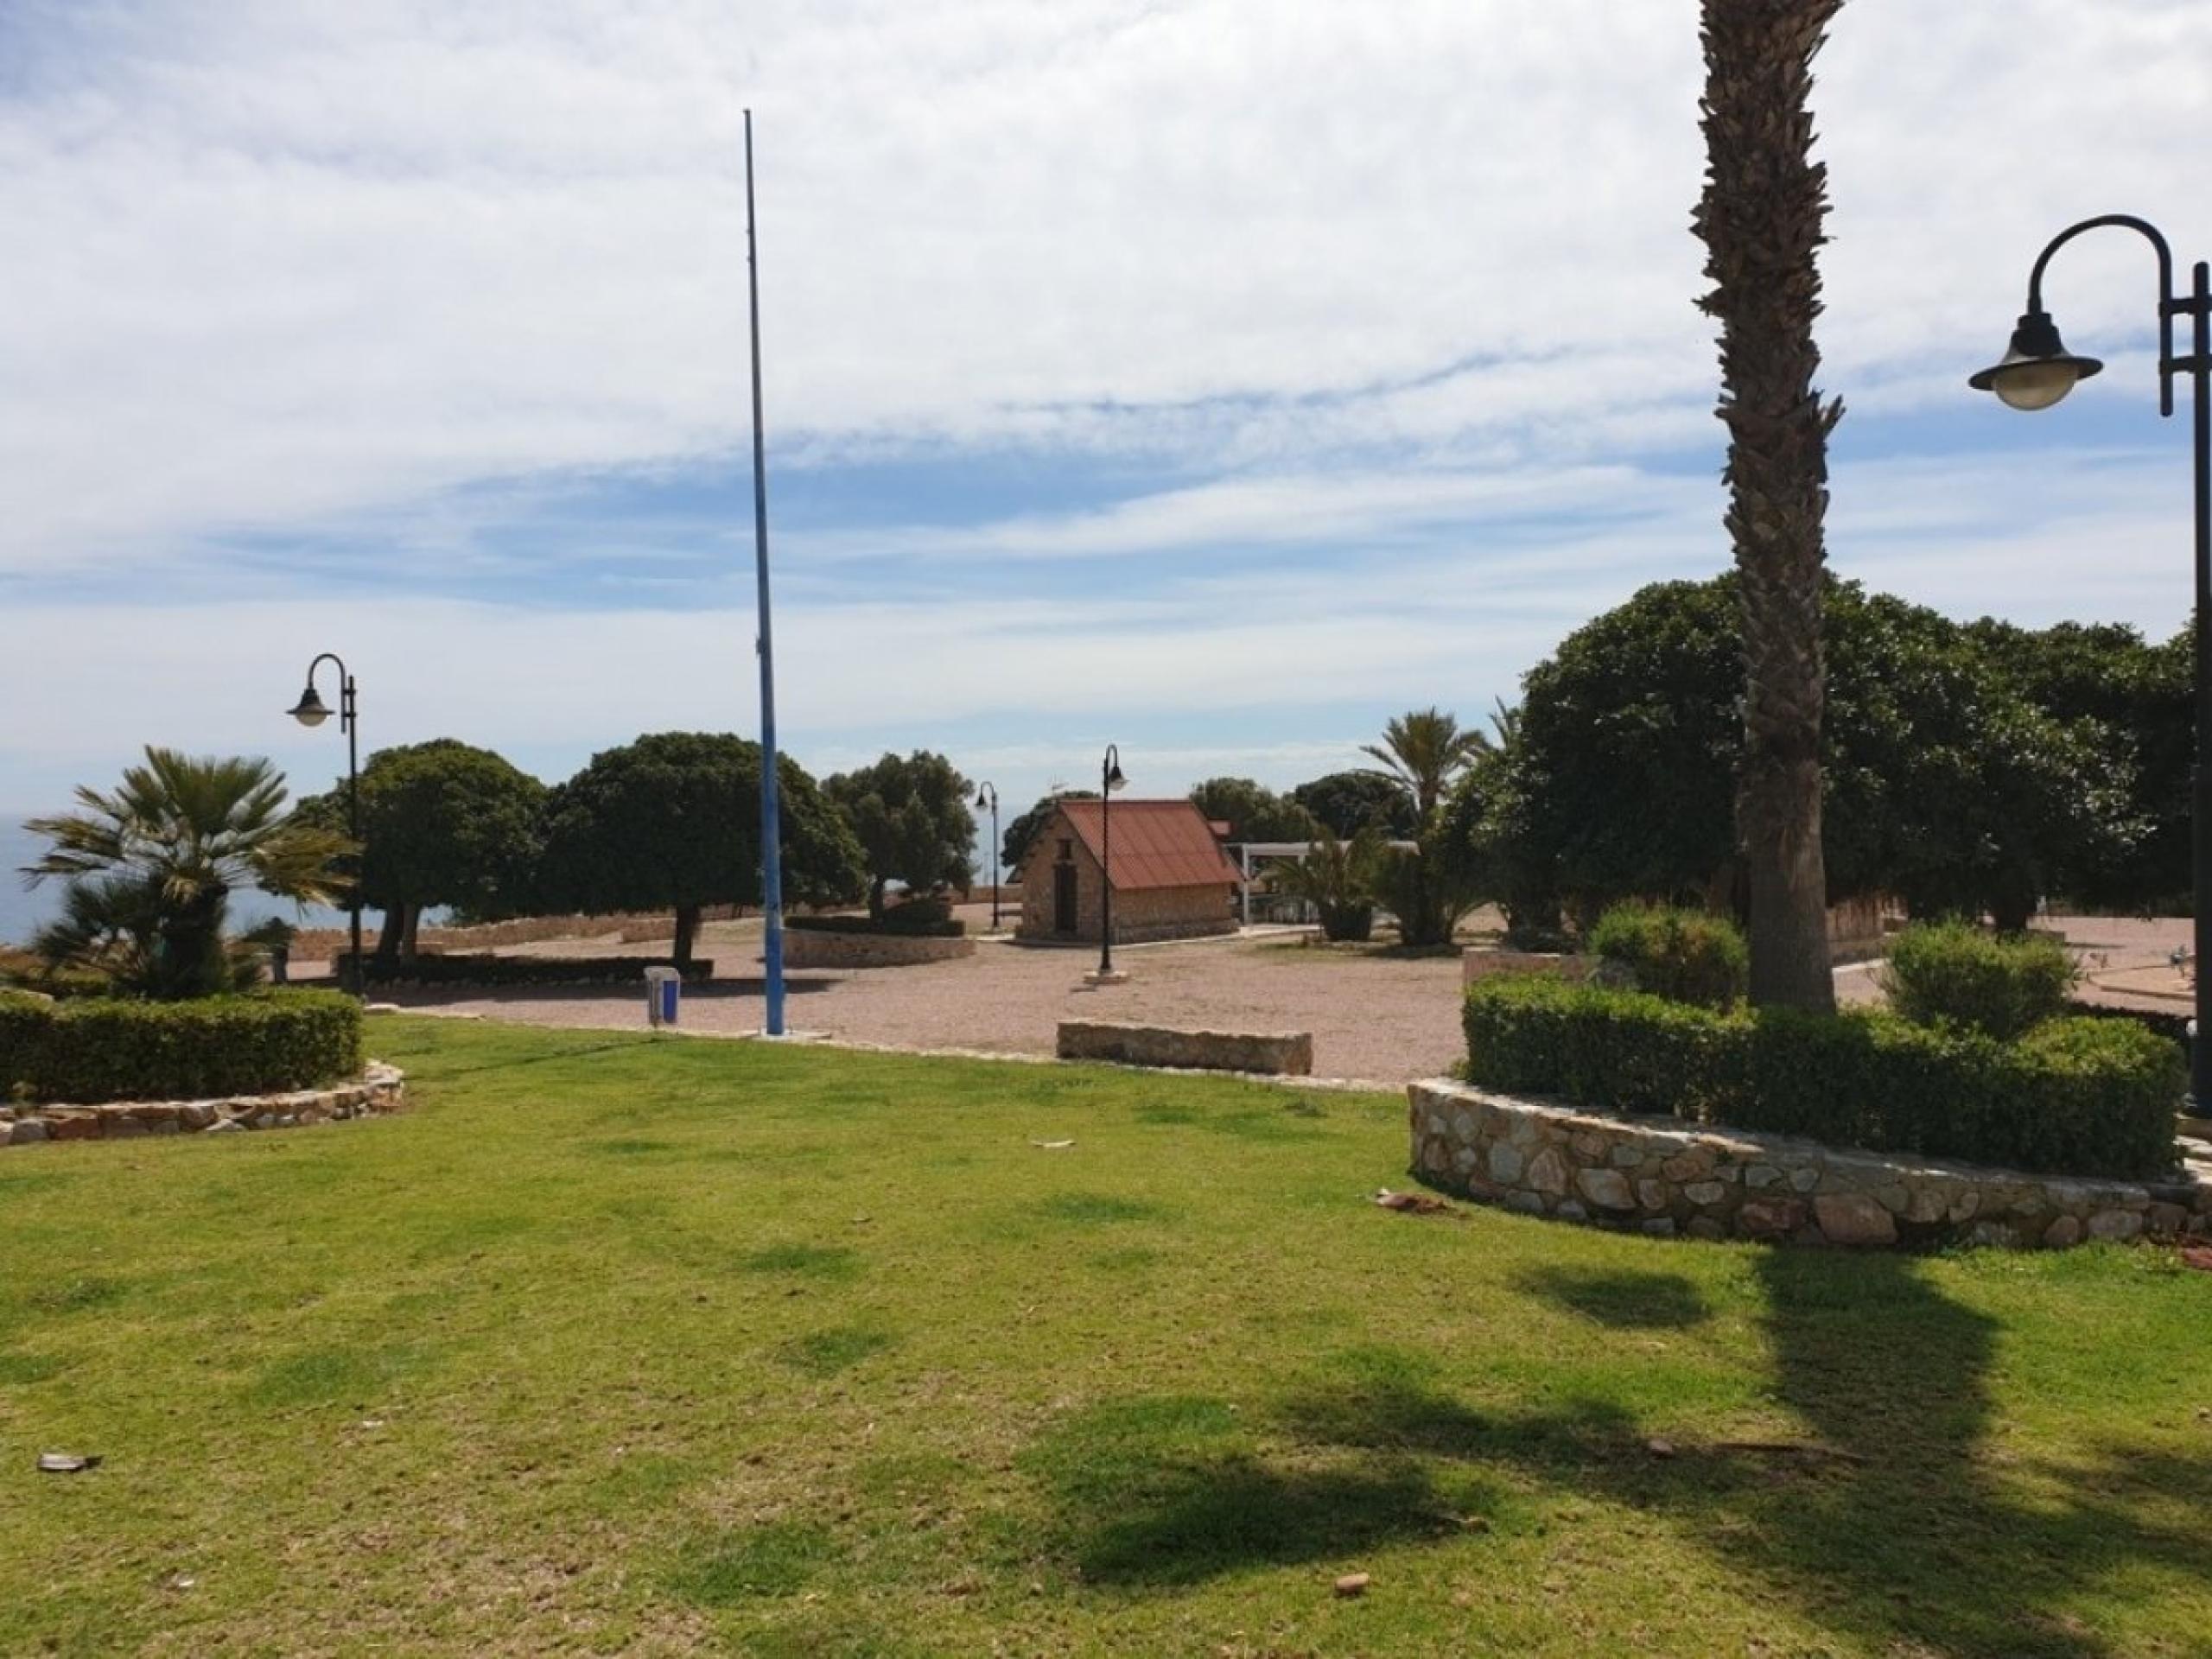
4;0;2209;574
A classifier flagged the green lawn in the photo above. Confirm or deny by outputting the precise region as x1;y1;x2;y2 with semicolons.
3;1019;2209;1656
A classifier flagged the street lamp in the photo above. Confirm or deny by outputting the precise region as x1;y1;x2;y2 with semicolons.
1098;744;1126;976
286;652;363;996
1970;213;2210;1104
974;782;1001;931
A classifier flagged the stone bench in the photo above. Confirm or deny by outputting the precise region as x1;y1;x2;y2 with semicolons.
1056;1020;1313;1076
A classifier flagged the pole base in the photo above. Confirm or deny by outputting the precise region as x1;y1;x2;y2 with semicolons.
1082;969;1130;987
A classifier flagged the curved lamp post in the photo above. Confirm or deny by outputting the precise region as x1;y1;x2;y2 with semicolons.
1098;745;1127;976
974;781;1001;931
1970;213;2211;1103
286;653;363;996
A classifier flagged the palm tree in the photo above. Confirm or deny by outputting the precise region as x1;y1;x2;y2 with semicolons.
22;747;351;999
1469;697;1522;757
1690;0;1842;1012
1360;708;1485;821
1270;826;1385;942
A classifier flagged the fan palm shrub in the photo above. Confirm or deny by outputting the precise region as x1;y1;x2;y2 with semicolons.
21;747;351;999
1269;827;1383;942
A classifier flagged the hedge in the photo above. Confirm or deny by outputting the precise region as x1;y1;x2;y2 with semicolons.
1881;921;2076;1039
1463;976;2183;1180
784;915;965;939
1585;902;1748;1010
0;988;364;1104
338;954;715;988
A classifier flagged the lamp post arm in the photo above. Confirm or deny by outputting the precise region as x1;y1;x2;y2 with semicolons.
2026;214;2179;416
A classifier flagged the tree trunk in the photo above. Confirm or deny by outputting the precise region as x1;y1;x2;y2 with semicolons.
1694;0;1843;1013
399;902;423;963
673;902;700;967
372;907;404;969
868;876;888;922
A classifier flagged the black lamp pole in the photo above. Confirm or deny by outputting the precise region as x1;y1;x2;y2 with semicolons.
1099;744;1125;975
975;782;1001;931
1970;213;2212;1105
286;653;362;996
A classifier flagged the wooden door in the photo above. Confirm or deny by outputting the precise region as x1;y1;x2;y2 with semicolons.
1053;861;1078;933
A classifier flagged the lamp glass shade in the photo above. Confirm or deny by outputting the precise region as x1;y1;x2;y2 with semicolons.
1104;765;1126;792
1989;357;2091;411
1967;309;2102;411
288;687;331;727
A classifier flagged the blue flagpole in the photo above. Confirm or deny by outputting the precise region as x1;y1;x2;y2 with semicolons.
745;108;786;1037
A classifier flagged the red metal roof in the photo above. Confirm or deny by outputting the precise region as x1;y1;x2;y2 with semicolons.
1057;798;1243;892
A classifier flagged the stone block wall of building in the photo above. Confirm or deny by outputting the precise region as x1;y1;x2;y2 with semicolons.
1016;835;1235;944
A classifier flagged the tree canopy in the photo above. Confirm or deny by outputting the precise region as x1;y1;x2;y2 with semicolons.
821;750;976;918
537;732;864;963
1483;575;2145;931
298;739;545;960
1291;770;1418;840
1185;778;1319;847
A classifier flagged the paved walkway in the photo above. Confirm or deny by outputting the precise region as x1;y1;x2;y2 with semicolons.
315;912;2198;1087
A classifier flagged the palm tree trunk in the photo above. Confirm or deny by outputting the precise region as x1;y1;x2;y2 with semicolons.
1694;0;1843;1012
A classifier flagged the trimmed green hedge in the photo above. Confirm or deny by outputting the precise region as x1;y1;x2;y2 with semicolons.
0;988;364;1104
1882;921;2076;1039
1586;902;1748;1010
340;954;715;988
784;915;965;938
1463;976;2183;1180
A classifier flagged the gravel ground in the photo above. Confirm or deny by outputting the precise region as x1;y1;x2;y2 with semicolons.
308;912;2204;1085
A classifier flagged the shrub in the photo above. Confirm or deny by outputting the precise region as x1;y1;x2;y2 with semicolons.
1585;902;1748;1009
0;946;113;1000
1881;921;2077;1039
785;912;964;938
0;988;363;1104
1461;978;2182;1179
339;954;715;987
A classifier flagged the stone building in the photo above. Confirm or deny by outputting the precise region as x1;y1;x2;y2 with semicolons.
1015;798;1243;944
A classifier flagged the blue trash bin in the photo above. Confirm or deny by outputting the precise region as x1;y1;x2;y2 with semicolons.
645;966;681;1028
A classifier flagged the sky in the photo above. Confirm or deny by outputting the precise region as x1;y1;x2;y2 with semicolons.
3;0;2210;907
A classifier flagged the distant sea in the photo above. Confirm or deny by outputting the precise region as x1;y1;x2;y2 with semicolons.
0;817;353;946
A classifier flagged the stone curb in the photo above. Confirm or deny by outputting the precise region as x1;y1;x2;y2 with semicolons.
1409;1077;2212;1250
2;1065;405;1147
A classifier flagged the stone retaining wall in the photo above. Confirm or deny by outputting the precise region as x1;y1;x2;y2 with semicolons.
1058;1020;1313;1076
782;931;976;969
2;1065;404;1147
1409;1077;2212;1249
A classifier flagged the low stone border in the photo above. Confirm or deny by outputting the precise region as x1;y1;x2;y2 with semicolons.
2;1064;404;1147
1059;1020;1313;1076
781;931;976;969
1409;1077;2212;1249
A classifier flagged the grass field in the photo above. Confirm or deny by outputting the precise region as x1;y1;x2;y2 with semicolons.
4;1018;2210;1656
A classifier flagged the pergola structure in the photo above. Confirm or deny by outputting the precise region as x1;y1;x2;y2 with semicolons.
1235;839;1421;927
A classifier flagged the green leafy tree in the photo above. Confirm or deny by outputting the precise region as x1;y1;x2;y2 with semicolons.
821;751;977;919
1186;778;1319;847
1291;770;1418;840
1693;0;1846;1010
1001;790;1097;876
298;740;545;964
1491;575;2144;934
21;747;349;998
537;733;865;965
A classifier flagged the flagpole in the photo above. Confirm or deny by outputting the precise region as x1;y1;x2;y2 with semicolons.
744;107;786;1037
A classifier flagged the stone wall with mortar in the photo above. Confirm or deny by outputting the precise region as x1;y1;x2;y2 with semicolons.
2;1065;404;1147
1059;1020;1313;1076
1409;1077;2212;1249
782;931;977;969
1015;833;1236;944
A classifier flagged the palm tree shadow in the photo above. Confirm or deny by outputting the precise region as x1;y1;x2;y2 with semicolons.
1261;1255;2212;1656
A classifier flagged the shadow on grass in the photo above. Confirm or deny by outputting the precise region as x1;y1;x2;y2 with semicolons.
1515;1265;1713;1329
1033;1259;2212;1653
